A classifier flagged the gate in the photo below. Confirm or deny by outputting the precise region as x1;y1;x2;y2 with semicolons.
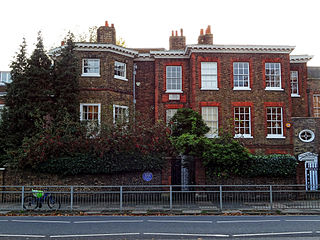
305;160;318;191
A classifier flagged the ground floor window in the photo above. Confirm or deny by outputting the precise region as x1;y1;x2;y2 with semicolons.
201;106;218;137
113;105;129;124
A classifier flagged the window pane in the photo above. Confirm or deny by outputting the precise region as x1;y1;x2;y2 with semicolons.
201;62;217;89
233;62;249;88
166;66;182;91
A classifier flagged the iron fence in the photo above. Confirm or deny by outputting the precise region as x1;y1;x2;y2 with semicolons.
1;185;320;211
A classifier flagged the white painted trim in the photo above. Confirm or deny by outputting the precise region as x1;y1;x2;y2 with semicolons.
233;87;251;91
80;103;101;124
290;55;313;63
165;90;183;93
113;104;129;124
234;134;253;139
266;134;286;139
291;94;300;97
114;76;128;81
0;168;5;171
265;87;284;91
299;129;315;143
200;88;219;91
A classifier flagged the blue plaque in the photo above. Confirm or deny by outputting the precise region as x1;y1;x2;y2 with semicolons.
142;172;153;182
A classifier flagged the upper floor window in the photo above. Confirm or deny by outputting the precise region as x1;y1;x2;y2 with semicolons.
166;109;178;124
82;59;100;77
290;71;299;96
201;106;218;138
113;105;129;124
234;106;252;138
166;66;182;93
201;62;218;90
266;107;284;138
0;72;11;85
114;61;127;80
233;62;250;90
314;95;320;117
265;63;282;90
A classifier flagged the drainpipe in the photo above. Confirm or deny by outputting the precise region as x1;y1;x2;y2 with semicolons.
133;63;137;121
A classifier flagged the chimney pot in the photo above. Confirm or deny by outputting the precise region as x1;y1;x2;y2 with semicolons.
175;30;178;36
61;41;65;46
111;23;114;28
200;29;204;35
172;30;174;36
105;21;109;27
206;25;211;34
180;28;183;36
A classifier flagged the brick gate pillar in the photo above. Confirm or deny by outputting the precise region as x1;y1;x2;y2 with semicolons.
161;157;172;185
195;158;206;185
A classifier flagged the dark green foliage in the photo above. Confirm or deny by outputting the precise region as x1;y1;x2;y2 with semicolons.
244;154;298;177
201;131;251;178
169;108;210;137
52;34;79;123
12;114;172;175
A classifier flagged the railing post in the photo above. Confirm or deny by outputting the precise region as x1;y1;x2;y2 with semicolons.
70;186;74;211
269;185;273;211
219;185;223;211
21;186;24;210
170;185;172;210
120;186;123;211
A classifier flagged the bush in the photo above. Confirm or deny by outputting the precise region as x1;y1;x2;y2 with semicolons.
244;154;298;177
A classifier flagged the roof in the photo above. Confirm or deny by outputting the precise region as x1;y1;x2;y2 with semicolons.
308;67;320;79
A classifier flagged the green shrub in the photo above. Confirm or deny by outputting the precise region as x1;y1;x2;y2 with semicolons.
244;154;298;177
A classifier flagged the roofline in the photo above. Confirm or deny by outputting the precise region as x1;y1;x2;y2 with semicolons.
290;55;313;63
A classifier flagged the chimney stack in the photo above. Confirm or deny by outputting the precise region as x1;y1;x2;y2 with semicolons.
169;28;186;50
97;20;116;44
198;25;213;45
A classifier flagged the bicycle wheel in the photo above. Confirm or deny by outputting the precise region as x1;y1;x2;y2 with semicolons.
47;196;61;210
23;196;38;210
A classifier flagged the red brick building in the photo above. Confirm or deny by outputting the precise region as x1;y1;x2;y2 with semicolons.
49;21;320;187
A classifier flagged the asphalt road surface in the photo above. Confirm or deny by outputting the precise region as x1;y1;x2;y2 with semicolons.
1;215;320;239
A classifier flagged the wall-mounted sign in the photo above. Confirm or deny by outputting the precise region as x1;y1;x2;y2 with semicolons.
142;172;153;182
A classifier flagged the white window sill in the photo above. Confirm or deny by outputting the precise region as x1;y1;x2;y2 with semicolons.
114;75;128;81
233;87;251;91
201;88;219;91
81;73;100;77
0;83;6;86
166;90;183;93
266;135;286;139
206;134;218;138
291;94;300;97
234;134;253;139
265;87;284;91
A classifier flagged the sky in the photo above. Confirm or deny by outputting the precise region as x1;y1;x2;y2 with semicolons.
1;0;319;70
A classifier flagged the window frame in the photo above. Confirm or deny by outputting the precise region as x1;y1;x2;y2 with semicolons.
266;106;285;138
114;61;127;81
0;72;11;85
265;62;282;91
113;105;129;124
233;62;250;90
166;109;178;124
201;106;219;138
313;94;320;117
166;66;182;93
234;106;253;138
82;59;100;77
299;129;315;143
80;103;101;124
290;71;299;97
200;62;218;90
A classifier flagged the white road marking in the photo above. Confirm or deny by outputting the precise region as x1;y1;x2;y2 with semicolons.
0;234;45;238
74;220;143;224
286;219;320;222
217;220;281;223
143;232;229;237
50;233;140;238
147;220;212;223
11;220;71;223
233;231;313;237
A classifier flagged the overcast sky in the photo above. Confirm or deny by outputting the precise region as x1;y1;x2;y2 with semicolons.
1;0;319;70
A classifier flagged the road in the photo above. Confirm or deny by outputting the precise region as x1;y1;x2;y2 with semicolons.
1;215;320;239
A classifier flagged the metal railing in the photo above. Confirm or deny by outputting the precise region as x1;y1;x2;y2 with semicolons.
1;185;320;211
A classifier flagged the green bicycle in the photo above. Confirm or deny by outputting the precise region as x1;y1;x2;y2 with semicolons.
23;189;61;210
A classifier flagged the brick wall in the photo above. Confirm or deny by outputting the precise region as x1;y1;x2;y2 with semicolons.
156;52;295;154
2;169;162;186
76;51;134;124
